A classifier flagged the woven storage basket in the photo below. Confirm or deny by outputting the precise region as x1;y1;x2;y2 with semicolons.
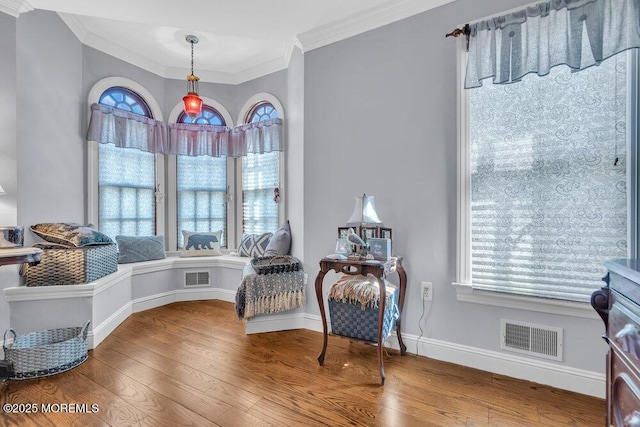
328;285;399;343
1;321;90;380
21;244;118;286
251;255;301;275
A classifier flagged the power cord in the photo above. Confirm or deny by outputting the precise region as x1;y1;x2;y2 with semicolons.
416;295;428;357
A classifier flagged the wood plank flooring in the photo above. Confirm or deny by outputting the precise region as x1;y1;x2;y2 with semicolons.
0;300;606;426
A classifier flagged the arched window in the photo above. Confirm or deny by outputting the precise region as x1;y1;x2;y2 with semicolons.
97;86;157;238
175;105;229;247
177;105;225;125
99;87;151;116
242;101;281;235
247;102;278;123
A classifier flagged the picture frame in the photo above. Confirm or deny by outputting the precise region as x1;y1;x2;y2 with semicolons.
368;238;392;261
360;227;378;241
380;227;392;240
337;227;350;239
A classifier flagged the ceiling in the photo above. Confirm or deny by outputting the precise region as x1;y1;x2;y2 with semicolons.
3;0;453;84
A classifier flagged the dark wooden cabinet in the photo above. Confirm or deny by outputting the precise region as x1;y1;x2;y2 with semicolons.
592;259;640;426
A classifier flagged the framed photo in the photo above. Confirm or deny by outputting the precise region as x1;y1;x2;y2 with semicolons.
380;227;392;240
338;227;350;239
360;227;378;241
368;238;392;261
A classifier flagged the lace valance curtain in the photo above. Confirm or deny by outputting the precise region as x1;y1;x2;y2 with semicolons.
170;117;283;157
464;0;640;88
88;104;283;158
228;118;283;158
86;103;169;154
169;123;231;157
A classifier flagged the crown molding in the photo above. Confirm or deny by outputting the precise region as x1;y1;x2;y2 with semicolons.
0;0;32;17
57;12;291;85
232;42;294;85
57;0;455;84
164;66;237;86
297;0;456;52
58;12;168;79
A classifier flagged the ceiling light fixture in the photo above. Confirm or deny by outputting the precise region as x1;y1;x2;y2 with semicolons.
183;34;203;119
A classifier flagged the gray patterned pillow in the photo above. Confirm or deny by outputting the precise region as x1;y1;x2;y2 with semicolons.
239;233;272;257
263;221;291;257
116;235;166;264
31;222;113;247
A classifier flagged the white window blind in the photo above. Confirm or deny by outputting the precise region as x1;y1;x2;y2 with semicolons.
469;54;629;302
99;143;156;239
242;151;280;235
177;155;228;247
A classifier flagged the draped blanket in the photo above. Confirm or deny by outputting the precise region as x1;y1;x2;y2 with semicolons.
235;263;305;320
328;274;396;310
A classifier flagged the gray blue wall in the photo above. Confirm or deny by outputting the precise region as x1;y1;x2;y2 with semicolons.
302;0;606;374
0;1;608;385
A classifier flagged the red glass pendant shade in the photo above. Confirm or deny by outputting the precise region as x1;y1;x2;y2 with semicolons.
183;91;202;118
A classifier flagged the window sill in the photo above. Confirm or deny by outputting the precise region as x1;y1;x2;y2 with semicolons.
451;282;600;320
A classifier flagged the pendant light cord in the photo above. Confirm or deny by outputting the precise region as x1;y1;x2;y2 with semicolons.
190;40;195;75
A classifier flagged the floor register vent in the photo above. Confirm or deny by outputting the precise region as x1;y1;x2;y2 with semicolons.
501;319;563;361
184;271;210;287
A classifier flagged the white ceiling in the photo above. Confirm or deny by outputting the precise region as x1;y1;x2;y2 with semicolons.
3;0;453;84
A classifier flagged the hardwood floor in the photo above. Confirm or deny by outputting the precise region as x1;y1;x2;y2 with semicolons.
1;300;605;426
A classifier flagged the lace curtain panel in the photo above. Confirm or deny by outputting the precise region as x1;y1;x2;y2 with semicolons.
169;118;283;157
464;0;640;88
87;103;169;154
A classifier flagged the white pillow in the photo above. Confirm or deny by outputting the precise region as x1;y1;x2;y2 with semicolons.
180;230;222;257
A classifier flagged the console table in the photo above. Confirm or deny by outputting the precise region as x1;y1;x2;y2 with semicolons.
314;256;407;385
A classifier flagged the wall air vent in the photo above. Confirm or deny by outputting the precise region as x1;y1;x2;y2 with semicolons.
184;270;210;287
501;319;563;361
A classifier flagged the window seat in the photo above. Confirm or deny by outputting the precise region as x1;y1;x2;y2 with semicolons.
3;254;251;349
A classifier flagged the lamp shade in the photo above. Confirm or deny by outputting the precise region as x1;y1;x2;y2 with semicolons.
346;194;383;227
183;92;203;118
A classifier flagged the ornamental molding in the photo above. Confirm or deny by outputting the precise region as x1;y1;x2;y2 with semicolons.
0;0;33;17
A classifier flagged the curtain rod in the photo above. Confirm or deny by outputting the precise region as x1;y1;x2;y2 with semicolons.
446;0;547;49
445;23;470;51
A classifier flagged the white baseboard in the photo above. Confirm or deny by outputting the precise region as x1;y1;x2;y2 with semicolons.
133;288;237;313
245;312;308;334
302;314;605;399
89;301;133;349
89;288;237;349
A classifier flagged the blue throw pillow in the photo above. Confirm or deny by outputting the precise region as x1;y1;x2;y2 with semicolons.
115;235;166;264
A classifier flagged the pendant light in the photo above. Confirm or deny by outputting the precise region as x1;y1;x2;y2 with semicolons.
183;34;203;119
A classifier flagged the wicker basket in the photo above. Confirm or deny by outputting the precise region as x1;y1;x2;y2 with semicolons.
21;244;118;286
329;286;399;343
251;255;301;275
1;321;90;380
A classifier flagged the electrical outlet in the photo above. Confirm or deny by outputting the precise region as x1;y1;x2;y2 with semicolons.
421;281;433;301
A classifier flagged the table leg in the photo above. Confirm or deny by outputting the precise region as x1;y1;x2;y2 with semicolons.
315;270;328;366
376;276;386;385
395;264;408;356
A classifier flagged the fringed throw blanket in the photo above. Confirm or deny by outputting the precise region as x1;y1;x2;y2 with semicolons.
235;263;305;320
328;274;396;310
